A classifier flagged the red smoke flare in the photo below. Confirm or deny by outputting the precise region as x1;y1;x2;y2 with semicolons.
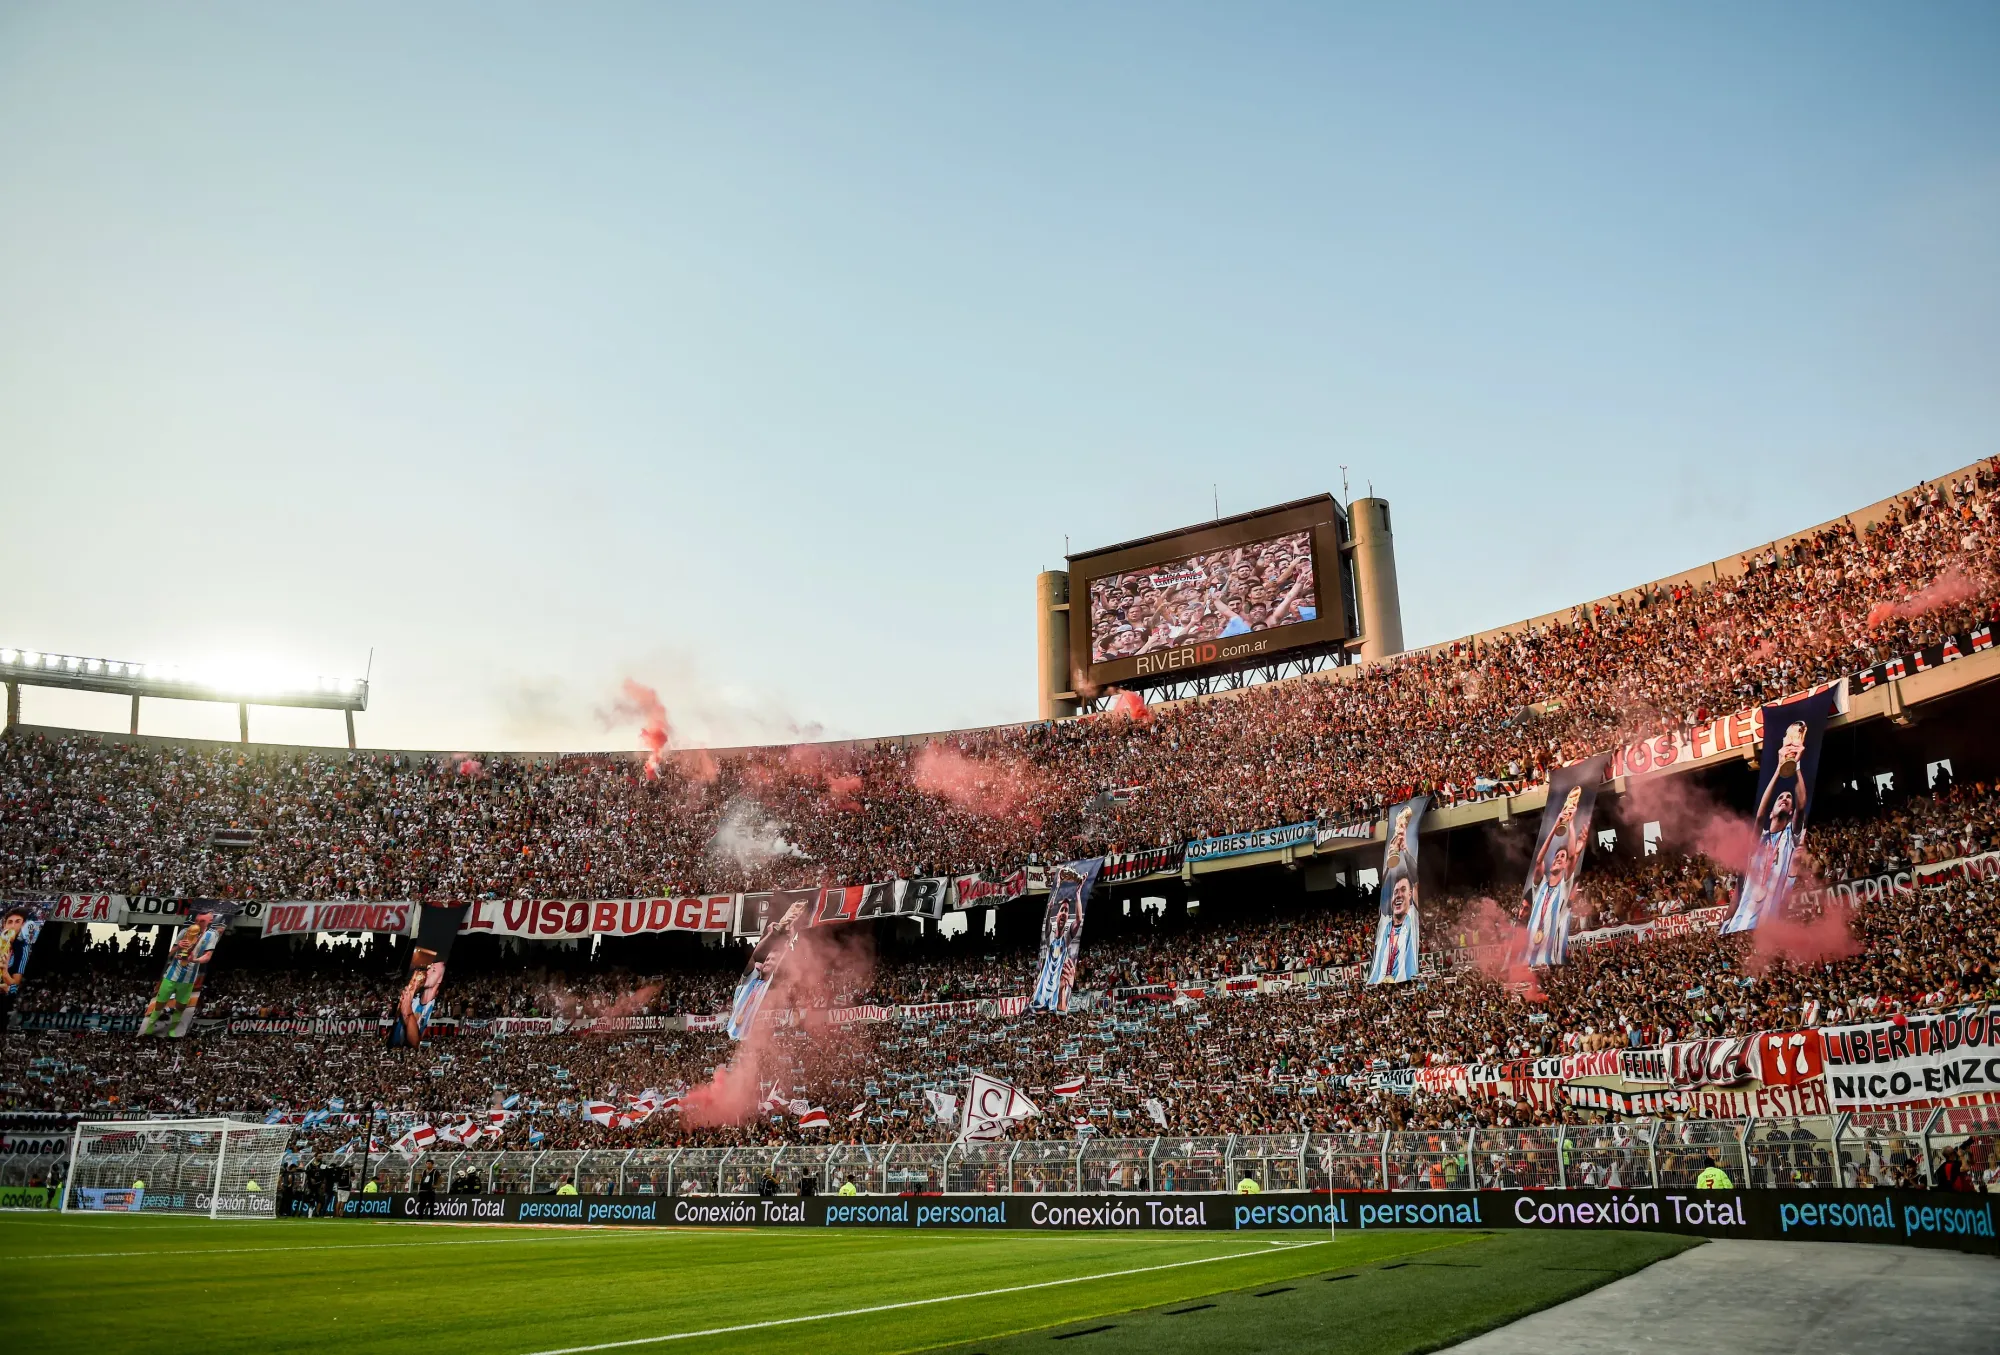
1867;563;1985;631
1621;774;1856;971
1461;895;1539;991
1108;689;1155;726
619;679;671;779
679;926;874;1127
910;744;1046;823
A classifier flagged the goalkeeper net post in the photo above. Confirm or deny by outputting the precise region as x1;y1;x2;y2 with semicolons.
61;1119;294;1219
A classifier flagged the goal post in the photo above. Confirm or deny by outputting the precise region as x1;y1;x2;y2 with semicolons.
62;1119;294;1219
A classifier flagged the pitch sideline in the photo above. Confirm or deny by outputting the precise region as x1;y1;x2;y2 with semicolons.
520;1241;1332;1355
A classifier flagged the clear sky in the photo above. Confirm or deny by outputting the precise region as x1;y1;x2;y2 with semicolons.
4;3;1996;753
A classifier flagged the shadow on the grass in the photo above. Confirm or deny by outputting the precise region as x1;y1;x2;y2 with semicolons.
915;1230;1700;1355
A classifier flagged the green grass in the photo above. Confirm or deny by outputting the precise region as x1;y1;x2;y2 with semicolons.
0;1212;1695;1355
925;1230;1700;1355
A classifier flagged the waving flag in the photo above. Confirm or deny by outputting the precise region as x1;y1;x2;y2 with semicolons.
924;1089;960;1124
959;1072;1039;1142
391;1124;437;1154
1052;1073;1087;1098
583;1101;616;1126
796;1105;830;1130
848;1102;868;1122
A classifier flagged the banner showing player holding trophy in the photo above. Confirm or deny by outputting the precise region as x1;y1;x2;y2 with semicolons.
1722;685;1840;934
0;901;47;1018
388;902;469;1050
138;900;241;1037
1367;796;1427;985
727;897;807;1040
1520;753;1612;968
1029;858;1103;1014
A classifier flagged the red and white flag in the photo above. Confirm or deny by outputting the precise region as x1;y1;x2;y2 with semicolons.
796;1105;830;1130
959;1072;1039;1142
583;1101;616;1126
847;1101;868;1122
1053;1073;1087;1098
391;1123;437;1154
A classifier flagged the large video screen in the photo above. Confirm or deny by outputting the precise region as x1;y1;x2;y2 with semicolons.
1067;495;1348;690
1087;530;1319;664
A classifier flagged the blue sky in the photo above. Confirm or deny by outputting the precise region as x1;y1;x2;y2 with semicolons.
4;3;1996;752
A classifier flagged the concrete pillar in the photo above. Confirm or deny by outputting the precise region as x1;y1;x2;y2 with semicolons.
1037;570;1080;720
1349;497;1405;661
130;694;140;735
238;703;249;743
4;681;16;730
346;709;357;750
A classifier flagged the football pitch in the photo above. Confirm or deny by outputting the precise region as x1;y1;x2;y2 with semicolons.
0;1212;1695;1355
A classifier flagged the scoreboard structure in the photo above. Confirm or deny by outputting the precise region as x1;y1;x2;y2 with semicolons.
1038;494;1403;718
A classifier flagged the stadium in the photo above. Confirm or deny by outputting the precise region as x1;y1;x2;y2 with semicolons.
8;9;2000;1355
5;460;2000;1351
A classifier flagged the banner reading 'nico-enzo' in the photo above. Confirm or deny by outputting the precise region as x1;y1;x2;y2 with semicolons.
1722;685;1838;935
1520;754;1612;968
388;902;469;1050
1367;797;1427;985
138;900;241;1037
1029;859;1103;1014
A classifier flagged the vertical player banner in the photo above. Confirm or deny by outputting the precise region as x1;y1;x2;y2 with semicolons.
0;901;48;1016
1367;797;1427;985
727;898;808;1040
138;900;242;1037
1029;858;1103;1014
1722;685;1839;934
388;902;469;1050
1520;753;1613;968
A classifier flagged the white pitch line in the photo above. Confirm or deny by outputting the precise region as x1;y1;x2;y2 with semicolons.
6;1231;674;1261
520;1241;1331;1355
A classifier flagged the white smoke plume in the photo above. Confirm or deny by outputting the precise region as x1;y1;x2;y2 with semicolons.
707;798;806;869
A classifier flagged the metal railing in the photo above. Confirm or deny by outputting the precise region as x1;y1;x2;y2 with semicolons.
321;1112;2000;1197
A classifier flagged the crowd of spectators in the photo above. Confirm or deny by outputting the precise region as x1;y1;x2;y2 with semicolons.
4;466;1998;1171
6;777;1996;1157
3;468;1997;904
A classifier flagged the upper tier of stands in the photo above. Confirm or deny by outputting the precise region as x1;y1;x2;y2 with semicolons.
4;461;1998;902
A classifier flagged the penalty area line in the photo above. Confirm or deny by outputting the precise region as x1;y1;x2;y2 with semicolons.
520;1240;1330;1355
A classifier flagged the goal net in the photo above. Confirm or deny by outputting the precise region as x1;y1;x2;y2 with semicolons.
63;1119;294;1218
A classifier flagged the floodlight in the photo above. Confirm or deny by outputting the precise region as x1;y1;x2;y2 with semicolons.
0;645;368;712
